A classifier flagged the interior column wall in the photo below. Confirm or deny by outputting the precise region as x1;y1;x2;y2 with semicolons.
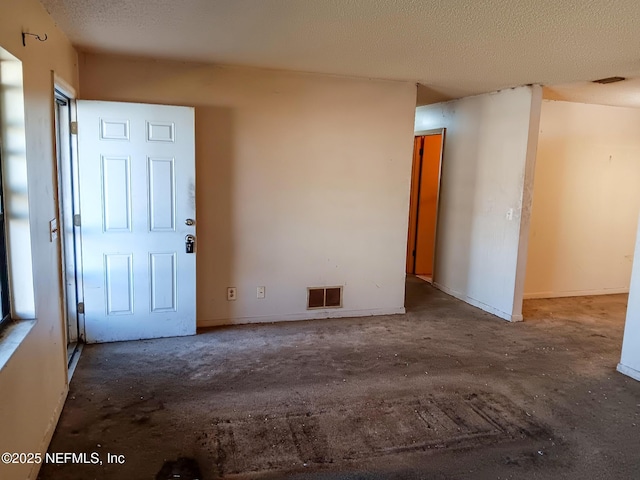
414;86;542;321
619;212;640;381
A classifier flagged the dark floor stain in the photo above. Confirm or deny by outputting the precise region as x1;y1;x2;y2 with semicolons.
155;457;202;480
207;392;549;475
37;280;639;480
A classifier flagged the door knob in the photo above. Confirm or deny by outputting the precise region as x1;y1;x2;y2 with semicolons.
185;218;195;226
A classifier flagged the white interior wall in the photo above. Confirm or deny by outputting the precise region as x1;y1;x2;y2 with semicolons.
79;53;417;325
414;86;542;321
619;214;640;381
525;101;640;298
0;1;79;479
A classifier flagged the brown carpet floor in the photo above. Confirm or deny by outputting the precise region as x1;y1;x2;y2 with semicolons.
39;277;640;479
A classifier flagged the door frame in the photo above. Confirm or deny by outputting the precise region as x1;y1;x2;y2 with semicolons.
409;128;446;282
52;74;85;368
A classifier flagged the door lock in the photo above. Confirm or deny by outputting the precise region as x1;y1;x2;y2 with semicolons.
185;234;195;253
185;218;195;226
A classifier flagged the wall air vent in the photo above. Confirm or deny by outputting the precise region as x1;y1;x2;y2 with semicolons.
307;286;343;309
592;76;626;84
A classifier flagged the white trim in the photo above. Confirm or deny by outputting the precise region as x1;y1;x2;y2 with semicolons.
198;307;406;328
617;363;640;382
433;282;522;322
53;75;85;344
67;343;83;381
414;128;444;136
523;288;629;300
53;72;76;99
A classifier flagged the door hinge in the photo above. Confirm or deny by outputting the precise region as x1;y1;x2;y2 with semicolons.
73;214;81;227
70;121;78;135
77;302;85;314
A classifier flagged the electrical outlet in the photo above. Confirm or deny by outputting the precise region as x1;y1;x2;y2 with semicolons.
257;286;265;299
227;287;237;301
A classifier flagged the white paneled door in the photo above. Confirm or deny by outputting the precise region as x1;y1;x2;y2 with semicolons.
77;101;196;343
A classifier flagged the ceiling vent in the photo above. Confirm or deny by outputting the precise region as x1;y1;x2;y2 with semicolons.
592;76;626;84
307;286;343;309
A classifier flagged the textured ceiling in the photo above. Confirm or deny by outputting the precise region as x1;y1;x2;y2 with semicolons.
544;78;640;109
39;0;640;101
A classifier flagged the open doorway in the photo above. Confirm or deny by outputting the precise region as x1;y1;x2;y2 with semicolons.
522;100;640;333
53;81;84;369
406;130;444;283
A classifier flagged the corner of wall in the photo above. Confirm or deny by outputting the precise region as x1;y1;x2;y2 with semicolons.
617;363;640;382
511;85;543;319
619;211;640;380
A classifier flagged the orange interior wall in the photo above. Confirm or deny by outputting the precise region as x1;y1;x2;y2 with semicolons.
415;134;442;275
406;134;442;276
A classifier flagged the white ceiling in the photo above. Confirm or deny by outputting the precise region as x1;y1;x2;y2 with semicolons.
39;0;640;103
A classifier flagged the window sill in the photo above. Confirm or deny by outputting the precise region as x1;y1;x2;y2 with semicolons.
0;319;36;374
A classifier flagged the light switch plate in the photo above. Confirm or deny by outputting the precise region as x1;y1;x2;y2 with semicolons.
50;218;58;242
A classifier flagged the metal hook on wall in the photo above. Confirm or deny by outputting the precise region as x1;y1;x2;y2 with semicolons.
22;32;48;47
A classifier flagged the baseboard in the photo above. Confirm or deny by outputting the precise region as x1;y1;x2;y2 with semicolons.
67;343;84;381
198;307;406;328
523;288;629;300
617;363;640;382
29;386;69;479
432;282;521;322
